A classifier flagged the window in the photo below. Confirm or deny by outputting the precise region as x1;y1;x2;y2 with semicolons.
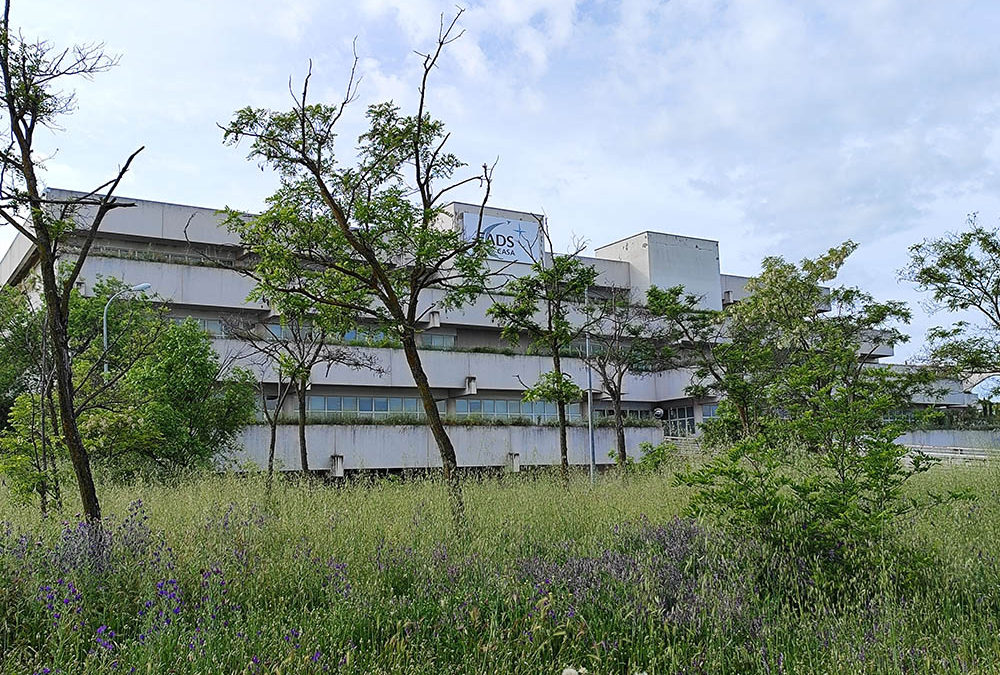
171;316;227;338
264;321;314;341
305;395;433;420
453;398;582;422
204;319;223;337
340;328;387;345
420;333;456;349
702;403;719;420
664;405;696;436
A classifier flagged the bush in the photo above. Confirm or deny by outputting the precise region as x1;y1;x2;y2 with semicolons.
636;440;678;473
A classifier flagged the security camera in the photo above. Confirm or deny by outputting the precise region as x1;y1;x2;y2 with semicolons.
653;407;664;419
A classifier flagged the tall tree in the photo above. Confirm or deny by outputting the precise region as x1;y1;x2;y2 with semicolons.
224;308;379;482
488;233;599;483
583;287;673;468
0;1;142;519
221;12;493;525
902;213;1000;391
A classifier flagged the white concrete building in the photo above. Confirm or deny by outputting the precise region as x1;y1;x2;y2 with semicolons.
0;190;977;473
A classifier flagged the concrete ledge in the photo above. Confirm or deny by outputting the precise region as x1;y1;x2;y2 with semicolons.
232;423;665;471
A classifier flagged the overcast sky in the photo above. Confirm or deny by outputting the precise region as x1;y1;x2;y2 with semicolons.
4;0;1000;360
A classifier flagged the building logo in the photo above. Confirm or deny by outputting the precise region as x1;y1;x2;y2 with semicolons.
462;213;542;263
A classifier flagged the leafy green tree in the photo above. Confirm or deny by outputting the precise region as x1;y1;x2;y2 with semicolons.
1;279;160;507
1;285;257;496
0;393;61;508
649;243;948;562
113;319;257;474
0;287;39;432
0;287;62;511
902;213;1000;392
489;237;599;483
221;12;493;524
0;2;143;519
66;280;168;417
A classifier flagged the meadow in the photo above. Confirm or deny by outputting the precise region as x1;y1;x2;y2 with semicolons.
1;462;999;674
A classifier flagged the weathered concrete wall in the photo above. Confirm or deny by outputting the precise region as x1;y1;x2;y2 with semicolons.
233;424;665;472
83;256;265;310
0;232;34;286
219;340;699;403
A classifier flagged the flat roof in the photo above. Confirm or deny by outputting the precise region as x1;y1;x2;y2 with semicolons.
594;230;721;251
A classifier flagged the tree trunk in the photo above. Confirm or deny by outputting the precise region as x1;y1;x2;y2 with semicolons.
401;333;465;529
552;348;569;486
297;377;309;475
32;391;49;515
266;417;278;491
44;290;100;520
37;462;48;515
45;390;62;510
613;395;626;468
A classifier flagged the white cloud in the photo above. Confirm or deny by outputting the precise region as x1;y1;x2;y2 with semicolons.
4;0;1000;359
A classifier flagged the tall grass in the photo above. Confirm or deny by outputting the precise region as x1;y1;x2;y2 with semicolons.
2;463;999;674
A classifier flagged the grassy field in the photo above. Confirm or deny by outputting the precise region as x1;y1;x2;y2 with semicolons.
2;462;1000;674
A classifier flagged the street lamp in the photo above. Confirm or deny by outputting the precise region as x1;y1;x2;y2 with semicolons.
585;286;596;484
103;282;152;375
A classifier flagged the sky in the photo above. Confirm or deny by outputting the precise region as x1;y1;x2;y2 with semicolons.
4;0;1000;361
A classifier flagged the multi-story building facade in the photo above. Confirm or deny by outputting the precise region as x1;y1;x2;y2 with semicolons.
0;190;977;473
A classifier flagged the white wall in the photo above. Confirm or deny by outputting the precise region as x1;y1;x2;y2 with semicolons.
897;429;1000;450
81;256;265;311
234;423;665;471
219;340;698;403
596;232;723;309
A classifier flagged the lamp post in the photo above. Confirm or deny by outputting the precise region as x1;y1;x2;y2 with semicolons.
585;286;596;484
103;282;151;375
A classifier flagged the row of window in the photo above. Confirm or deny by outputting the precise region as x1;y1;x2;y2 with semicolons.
263;324;391;344
306;395;446;418
232;320;453;349
302;395;586;422
297;393;724;433
421;334;456;349
171;316;227;337
594;409;654;419
455;398;582;421
166;317;600;358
